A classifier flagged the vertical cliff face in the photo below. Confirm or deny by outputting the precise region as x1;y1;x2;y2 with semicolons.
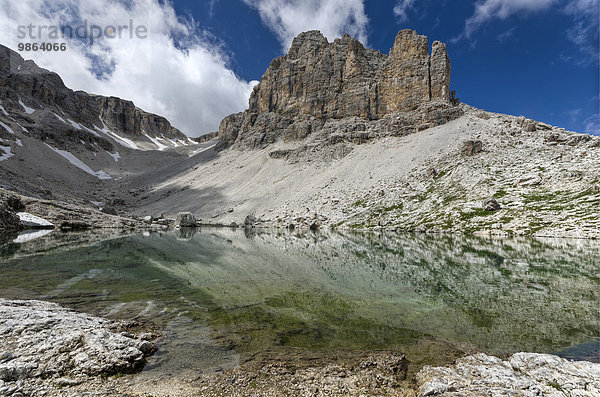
219;29;459;150
430;41;451;101
95;96;184;139
0;44;189;146
379;29;431;113
249;31;386;120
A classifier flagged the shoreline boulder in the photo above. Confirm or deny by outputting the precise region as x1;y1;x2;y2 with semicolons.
175;212;197;228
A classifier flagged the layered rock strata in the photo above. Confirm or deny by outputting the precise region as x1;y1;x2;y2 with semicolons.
0;299;156;395
416;353;600;396
0;44;188;148
218;29;461;150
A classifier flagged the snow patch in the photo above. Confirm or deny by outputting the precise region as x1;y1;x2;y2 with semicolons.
167;138;180;147
189;143;216;157
0;121;15;134
108;131;139;150
67;119;82;130
107;151;120;162
18;123;28;133
67;119;101;137
0;104;8;116
0;144;14;161
18;99;35;114
17;212;54;228
97;118;110;133
79;123;100;137
144;133;168;150
95;120;139;150
45;144;112;180
15;139;22;147
53;112;67;123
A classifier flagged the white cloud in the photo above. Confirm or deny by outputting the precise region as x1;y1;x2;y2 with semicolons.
0;0;257;136
583;113;599;135
243;0;369;51
563;0;599;65
455;0;599;64
393;0;417;23
459;0;558;40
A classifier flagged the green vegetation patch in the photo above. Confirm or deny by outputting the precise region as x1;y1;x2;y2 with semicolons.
493;190;508;199
459;208;495;221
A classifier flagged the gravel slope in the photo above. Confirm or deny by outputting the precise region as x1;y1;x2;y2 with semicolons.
137;104;599;238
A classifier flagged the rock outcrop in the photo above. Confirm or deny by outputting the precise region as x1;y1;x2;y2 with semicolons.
0;191;23;230
0;299;156;395
416;353;600;396
217;30;462;151
174;211;197;228
95;95;184;139
0;44;189;151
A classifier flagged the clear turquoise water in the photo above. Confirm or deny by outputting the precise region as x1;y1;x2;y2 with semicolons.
0;228;598;369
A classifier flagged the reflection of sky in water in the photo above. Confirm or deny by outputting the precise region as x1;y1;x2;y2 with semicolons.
0;229;598;363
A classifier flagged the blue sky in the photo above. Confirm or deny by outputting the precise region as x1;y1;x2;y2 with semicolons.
1;0;598;136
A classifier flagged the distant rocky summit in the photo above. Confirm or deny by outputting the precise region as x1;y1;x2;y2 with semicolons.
131;29;598;239
0;44;201;207
218;30;462;151
0;45;189;150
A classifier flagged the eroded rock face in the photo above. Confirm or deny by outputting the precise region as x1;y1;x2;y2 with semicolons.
416;353;600;397
0;44;187;147
218;29;461;151
0;299;155;385
96;96;184;138
0;191;24;230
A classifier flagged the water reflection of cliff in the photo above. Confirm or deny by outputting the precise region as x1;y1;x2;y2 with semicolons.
1;229;598;358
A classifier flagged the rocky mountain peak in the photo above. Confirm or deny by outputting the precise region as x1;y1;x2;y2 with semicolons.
218;29;461;151
287;30;329;58
0;44;190;151
389;29;428;60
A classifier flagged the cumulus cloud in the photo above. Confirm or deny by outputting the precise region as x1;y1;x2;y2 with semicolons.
393;0;417;23
243;0;369;51
0;0;257;136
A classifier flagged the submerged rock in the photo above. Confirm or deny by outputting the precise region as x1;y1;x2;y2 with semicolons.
416;352;600;396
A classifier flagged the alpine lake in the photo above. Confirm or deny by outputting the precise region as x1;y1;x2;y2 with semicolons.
1;227;598;379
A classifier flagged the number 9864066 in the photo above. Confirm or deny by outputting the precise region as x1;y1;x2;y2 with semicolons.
18;42;67;51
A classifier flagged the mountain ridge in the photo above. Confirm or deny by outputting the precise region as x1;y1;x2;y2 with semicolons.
0;30;599;239
217;29;462;151
0;44;192;150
